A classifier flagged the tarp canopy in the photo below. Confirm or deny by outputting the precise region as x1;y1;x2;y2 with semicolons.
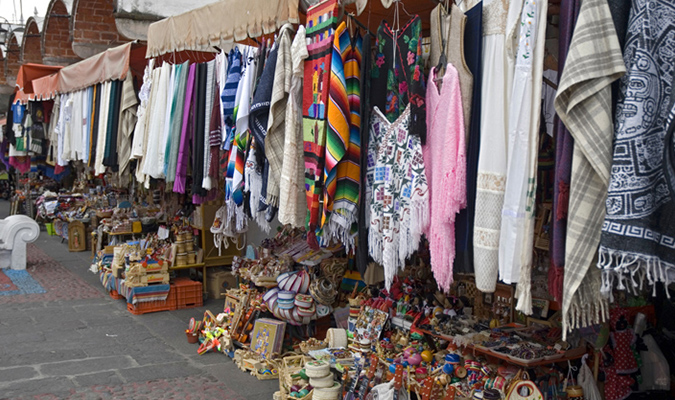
58;42;147;94
145;0;300;58
13;63;63;103
30;71;60;101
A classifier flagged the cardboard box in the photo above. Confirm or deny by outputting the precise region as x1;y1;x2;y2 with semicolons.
206;270;237;299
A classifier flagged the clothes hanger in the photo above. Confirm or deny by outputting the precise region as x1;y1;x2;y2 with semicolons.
433;7;448;88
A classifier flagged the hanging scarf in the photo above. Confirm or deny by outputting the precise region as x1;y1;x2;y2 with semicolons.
424;65;466;292
165;62;188;185
89;84;101;167
103;80;122;170
266;24;295;211
302;0;339;247
369;105;429;290
549;0;581;303
279;25;310;229
222;48;242;149
554;0;624;337
250;45;278;218
192;63;208;200
94;83;110;175
245;145;270;233
598;0;675;298
117;73;138;187
174;64;197;194
202;60;216;191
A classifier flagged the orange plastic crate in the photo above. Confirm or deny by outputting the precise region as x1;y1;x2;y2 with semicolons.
126;297;177;315
110;289;124;300
172;277;203;309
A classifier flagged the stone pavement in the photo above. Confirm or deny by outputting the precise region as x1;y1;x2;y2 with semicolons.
0;200;278;399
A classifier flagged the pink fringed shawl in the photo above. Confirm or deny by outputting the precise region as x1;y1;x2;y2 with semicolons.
423;65;467;291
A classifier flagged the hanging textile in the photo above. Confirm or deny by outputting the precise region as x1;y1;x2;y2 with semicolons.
302;0;340;247
554;0;624;336
174;63;197;194
549;0;581;303
323;22;363;251
370;16;426;143
142;63;171;180
430;3;473;144
88;84;101;167
329;28;362;250
424;64;466;292
47;94;61;165
454;0;483;274
94;83;111;175
222;47;242;142
500;0;547;314
202;60;217;191
131;62;153;162
28;102;47;155
118;73;138;186
81;87;92;162
266;24;295;212
250;44;278;219
279;25;310;229
598;0;675;296
166;62;190;187
192;63;208;200
207;75;222;187
355;31;373;276
473;0;509;293
323;21;351;230
103;80;123;170
368;105;429;290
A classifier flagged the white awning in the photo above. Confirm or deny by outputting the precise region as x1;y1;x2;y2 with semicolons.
145;0;300;58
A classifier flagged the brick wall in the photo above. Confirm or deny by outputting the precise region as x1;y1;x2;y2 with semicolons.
71;0;124;58
21;19;43;64
5;34;22;84
0;49;6;85
42;0;79;65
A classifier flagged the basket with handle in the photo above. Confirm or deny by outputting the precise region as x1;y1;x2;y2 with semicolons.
271;353;311;396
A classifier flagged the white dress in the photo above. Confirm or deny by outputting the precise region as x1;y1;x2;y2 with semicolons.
499;0;547;314
473;0;510;293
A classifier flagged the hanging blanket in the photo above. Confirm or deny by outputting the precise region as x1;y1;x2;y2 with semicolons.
302;0;339;247
323;23;363;251
553;0;624;336
598;0;675;297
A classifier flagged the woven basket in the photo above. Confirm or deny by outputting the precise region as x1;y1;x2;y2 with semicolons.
273;353;311;396
299;340;328;355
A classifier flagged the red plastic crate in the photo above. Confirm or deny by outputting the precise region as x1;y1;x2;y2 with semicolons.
110;289;124;300
172;277;203;309
126;297;177;315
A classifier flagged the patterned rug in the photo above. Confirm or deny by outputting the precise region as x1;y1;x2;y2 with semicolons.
0;243;103;304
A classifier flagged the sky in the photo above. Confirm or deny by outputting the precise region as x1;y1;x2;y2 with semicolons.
0;0;50;25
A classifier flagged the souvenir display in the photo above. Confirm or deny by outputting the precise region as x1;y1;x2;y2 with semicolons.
6;0;675;398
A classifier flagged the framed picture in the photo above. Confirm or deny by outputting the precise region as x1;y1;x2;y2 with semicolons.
531;298;550;319
250;318;286;359
483;293;494;305
353;306;389;343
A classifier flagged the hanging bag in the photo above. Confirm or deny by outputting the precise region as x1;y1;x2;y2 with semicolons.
505;373;544;400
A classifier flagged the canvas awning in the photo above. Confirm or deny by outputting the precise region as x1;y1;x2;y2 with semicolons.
30;71;60;101
58;42;147;94
13;63;63;104
145;0;300;58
